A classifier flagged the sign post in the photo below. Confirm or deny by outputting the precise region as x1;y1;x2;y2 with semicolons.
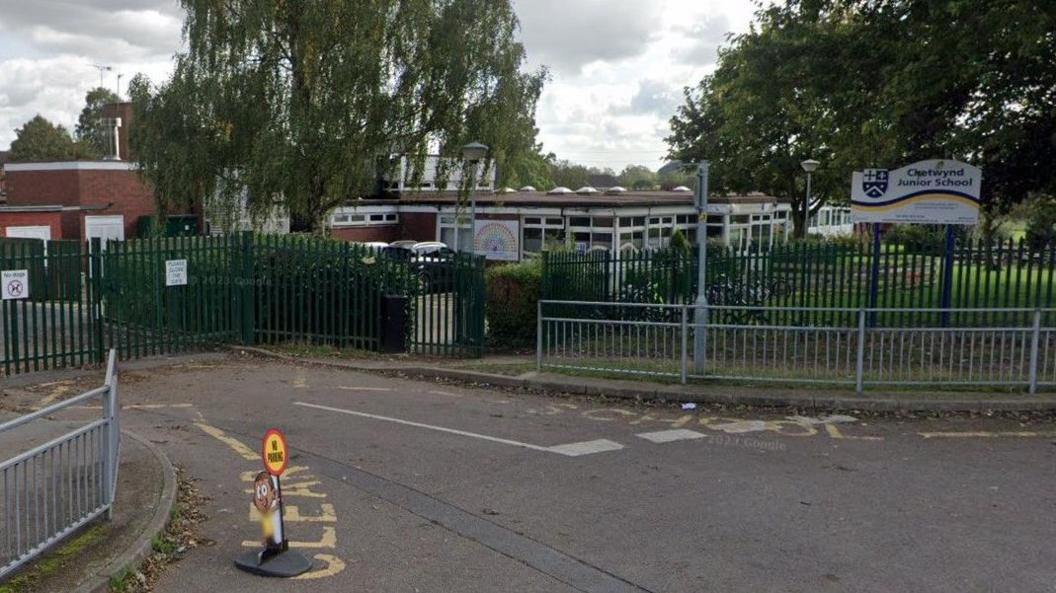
234;428;312;577
851;159;982;326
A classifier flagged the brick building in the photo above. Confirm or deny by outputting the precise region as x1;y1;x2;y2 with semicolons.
2;161;167;242
0;102;198;243
325;157;804;261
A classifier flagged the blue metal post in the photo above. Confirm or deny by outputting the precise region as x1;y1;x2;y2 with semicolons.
940;225;955;327
868;223;881;326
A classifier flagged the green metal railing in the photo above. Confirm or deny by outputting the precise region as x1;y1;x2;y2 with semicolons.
542;238;1056;328
1;233;487;377
1;238;103;375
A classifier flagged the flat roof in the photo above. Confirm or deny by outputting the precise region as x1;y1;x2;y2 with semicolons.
4;161;137;172
344;191;780;208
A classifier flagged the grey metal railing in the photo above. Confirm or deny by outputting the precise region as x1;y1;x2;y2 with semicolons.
0;349;119;580
537;301;1056;393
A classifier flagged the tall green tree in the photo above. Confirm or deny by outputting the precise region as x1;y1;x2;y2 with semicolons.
618;165;658;190
130;0;547;230
76;87;120;157
668;0;1056;237
9;115;97;162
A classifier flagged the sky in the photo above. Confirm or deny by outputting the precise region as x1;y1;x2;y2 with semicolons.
0;0;756;172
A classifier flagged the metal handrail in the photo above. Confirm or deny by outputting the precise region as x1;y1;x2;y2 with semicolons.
0;349;119;580
538;303;1052;394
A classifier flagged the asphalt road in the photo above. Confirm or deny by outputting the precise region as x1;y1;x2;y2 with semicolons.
9;354;1055;592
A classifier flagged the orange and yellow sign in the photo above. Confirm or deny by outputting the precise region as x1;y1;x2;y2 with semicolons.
261;428;288;476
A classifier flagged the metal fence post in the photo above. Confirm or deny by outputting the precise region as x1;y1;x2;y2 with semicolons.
680;305;688;384
536;299;543;372
103;350;119;518
1029;308;1041;394
855;309;866;395
239;231;255;345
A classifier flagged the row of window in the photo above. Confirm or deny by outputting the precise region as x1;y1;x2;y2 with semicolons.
809;208;853;228
332;212;398;226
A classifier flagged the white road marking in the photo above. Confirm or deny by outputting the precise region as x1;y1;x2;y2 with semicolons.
337;386;393;392
636;429;708;444
294;401;624;457
919;430;1056;439
428;390;462;398
74;403;194;411
547;439;624;456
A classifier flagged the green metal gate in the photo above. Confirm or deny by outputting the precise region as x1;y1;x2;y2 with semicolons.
2;233;487;377
410;252;486;357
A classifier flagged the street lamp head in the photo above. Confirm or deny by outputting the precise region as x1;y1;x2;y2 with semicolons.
801;159;820;173
462;142;489;162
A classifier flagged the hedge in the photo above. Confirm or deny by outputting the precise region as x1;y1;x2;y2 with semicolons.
485;258;542;348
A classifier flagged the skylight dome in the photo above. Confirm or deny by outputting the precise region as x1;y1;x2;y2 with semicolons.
547;186;573;195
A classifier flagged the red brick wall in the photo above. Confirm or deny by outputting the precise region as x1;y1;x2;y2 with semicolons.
5;167;183;240
61;211;81;240
399;212;437;242
77;170;157;239
5;170;82;206
0;211;63;239
331;225;400;243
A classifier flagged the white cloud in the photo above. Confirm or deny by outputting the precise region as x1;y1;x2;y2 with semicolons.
0;0;756;171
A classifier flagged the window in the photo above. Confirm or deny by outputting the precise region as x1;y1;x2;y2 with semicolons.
569;217;592;227
522;216;565;255
523;228;543;253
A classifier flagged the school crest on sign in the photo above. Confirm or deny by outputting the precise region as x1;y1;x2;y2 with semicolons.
861;169;889;198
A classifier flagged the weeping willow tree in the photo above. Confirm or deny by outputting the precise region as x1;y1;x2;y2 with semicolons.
129;0;547;231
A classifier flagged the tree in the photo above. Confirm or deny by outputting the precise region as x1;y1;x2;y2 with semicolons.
617;165;658;190
667;0;1056;237
76;87;120;157
501;146;554;190
547;160;612;189
130;0;547;231
9;115;97;162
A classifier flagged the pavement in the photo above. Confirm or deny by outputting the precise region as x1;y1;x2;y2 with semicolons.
236;346;1056;412
4;352;1055;593
0;410;174;593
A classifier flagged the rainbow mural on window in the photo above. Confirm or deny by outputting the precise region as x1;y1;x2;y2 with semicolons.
473;220;519;261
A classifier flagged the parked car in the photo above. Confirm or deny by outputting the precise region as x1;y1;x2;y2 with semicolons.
389;240;419;250
354;241;389;251
410;242;458;292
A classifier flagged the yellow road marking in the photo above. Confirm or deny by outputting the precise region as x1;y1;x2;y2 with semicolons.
293;370;308;389
294;554;347;580
194;422;258;461
34;383;72;410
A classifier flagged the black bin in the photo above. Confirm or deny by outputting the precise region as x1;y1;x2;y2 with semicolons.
380;294;409;353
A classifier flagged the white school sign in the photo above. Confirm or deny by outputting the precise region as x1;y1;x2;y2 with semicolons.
851;159;981;225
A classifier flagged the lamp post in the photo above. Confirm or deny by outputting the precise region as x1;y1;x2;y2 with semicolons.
693;162;710;375
664;159;711;375
800;159;820;237
461;142;489;254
